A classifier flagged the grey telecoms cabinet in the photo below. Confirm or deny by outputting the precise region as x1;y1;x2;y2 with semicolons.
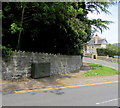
31;63;50;78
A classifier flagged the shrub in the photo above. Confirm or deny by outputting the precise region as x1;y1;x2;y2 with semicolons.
0;45;13;61
97;48;108;56
97;44;120;57
107;44;120;56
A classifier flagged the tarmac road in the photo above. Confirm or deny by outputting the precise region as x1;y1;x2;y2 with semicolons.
2;82;119;106
83;57;119;70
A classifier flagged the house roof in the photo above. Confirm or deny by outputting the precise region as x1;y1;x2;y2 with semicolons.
88;35;108;45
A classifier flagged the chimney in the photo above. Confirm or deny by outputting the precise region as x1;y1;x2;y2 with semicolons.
95;34;99;44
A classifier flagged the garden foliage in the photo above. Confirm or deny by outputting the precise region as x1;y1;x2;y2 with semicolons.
97;44;120;57
2;2;114;55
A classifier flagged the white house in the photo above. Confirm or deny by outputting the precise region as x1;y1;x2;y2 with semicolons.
83;34;108;58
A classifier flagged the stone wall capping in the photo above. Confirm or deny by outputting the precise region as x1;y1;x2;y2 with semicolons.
14;50;17;52
22;51;25;53
34;52;38;54
45;53;48;55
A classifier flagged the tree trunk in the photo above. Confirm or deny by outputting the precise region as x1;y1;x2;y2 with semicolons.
17;3;25;50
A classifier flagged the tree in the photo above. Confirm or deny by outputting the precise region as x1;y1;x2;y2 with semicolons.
2;2;114;55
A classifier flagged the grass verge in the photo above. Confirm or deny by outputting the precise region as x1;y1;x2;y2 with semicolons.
82;63;120;77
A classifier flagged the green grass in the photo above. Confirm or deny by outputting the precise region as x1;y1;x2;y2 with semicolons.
82;63;120;77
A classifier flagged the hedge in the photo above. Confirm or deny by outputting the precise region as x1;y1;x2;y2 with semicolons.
97;44;120;57
97;48;108;56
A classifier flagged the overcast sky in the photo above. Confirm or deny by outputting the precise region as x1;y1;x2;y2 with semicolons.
87;3;118;44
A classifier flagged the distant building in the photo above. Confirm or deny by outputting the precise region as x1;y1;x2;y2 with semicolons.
83;34;108;58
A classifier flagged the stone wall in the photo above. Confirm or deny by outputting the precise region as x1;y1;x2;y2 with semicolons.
84;55;119;63
2;52;82;80
97;56;119;63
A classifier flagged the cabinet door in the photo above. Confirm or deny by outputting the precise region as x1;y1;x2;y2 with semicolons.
31;63;50;78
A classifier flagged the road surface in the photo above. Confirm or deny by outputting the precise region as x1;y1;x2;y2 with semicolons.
2;82;119;106
83;57;119;70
